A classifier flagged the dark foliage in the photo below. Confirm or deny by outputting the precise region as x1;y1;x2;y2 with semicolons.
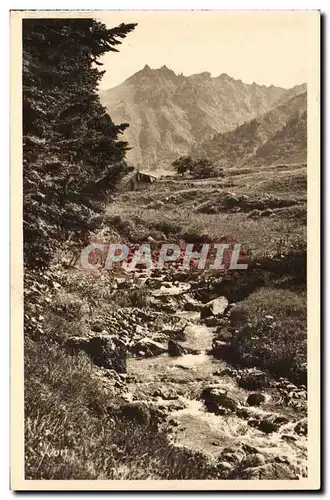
172;156;223;178
23;18;136;339
23;18;136;268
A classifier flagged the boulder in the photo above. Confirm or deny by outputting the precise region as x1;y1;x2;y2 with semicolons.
148;295;177;313
91;322;103;333
168;339;199;357
274;455;290;465
166;401;186;412
215;367;237;377
246;393;266;407
117;280;133;290
174;364;191;371
211;340;231;358
168;339;186;357
153;388;179;400
162;326;186;341
200;296;229;319
132;337;167;357
65;334;126;373
236;406;263;420
281;434;297;443
201;386;238;413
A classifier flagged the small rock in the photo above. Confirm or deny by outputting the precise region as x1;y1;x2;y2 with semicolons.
281;434;297;442
132;337;167;357
201;386;238;413
218;447;245;465
240;453;266;469
242;444;261;454
275;455;290;465
182;295;201;311
153;388;178;400
272;416;289;426
204;316;219;327
247;419;260;428
259;420;278;434
236;408;252;419
294;419;307;436
217;461;233;475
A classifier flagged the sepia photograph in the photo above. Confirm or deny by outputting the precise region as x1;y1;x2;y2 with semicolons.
10;9;320;490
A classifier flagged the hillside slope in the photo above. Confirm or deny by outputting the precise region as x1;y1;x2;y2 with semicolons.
198;91;307;168
100;65;306;171
249;110;307;167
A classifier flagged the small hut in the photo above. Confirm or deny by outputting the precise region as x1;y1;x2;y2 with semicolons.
121;169;158;191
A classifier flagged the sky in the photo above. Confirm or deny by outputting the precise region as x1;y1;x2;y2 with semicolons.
96;11;317;90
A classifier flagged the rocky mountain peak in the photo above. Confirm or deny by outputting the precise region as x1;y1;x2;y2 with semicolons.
189;71;212;79
101;67;307;172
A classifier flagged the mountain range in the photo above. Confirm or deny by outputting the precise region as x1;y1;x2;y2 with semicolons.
100;65;306;172
198;91;307;168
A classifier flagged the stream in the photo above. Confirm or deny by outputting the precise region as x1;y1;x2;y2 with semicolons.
124;277;307;477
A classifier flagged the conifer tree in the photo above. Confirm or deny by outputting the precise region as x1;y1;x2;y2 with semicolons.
23;18;136;268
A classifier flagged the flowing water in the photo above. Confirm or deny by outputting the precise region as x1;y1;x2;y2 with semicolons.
127;307;307;476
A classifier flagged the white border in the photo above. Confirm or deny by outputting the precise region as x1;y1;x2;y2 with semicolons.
2;2;326;498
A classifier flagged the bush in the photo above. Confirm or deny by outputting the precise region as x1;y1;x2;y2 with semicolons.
230;287;306;326
227;288;307;383
171;156;223;179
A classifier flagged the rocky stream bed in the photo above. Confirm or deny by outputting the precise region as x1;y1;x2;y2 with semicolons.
65;268;307;480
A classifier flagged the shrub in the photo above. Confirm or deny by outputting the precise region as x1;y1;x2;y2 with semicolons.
227;288;307;384
230;287;306;327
